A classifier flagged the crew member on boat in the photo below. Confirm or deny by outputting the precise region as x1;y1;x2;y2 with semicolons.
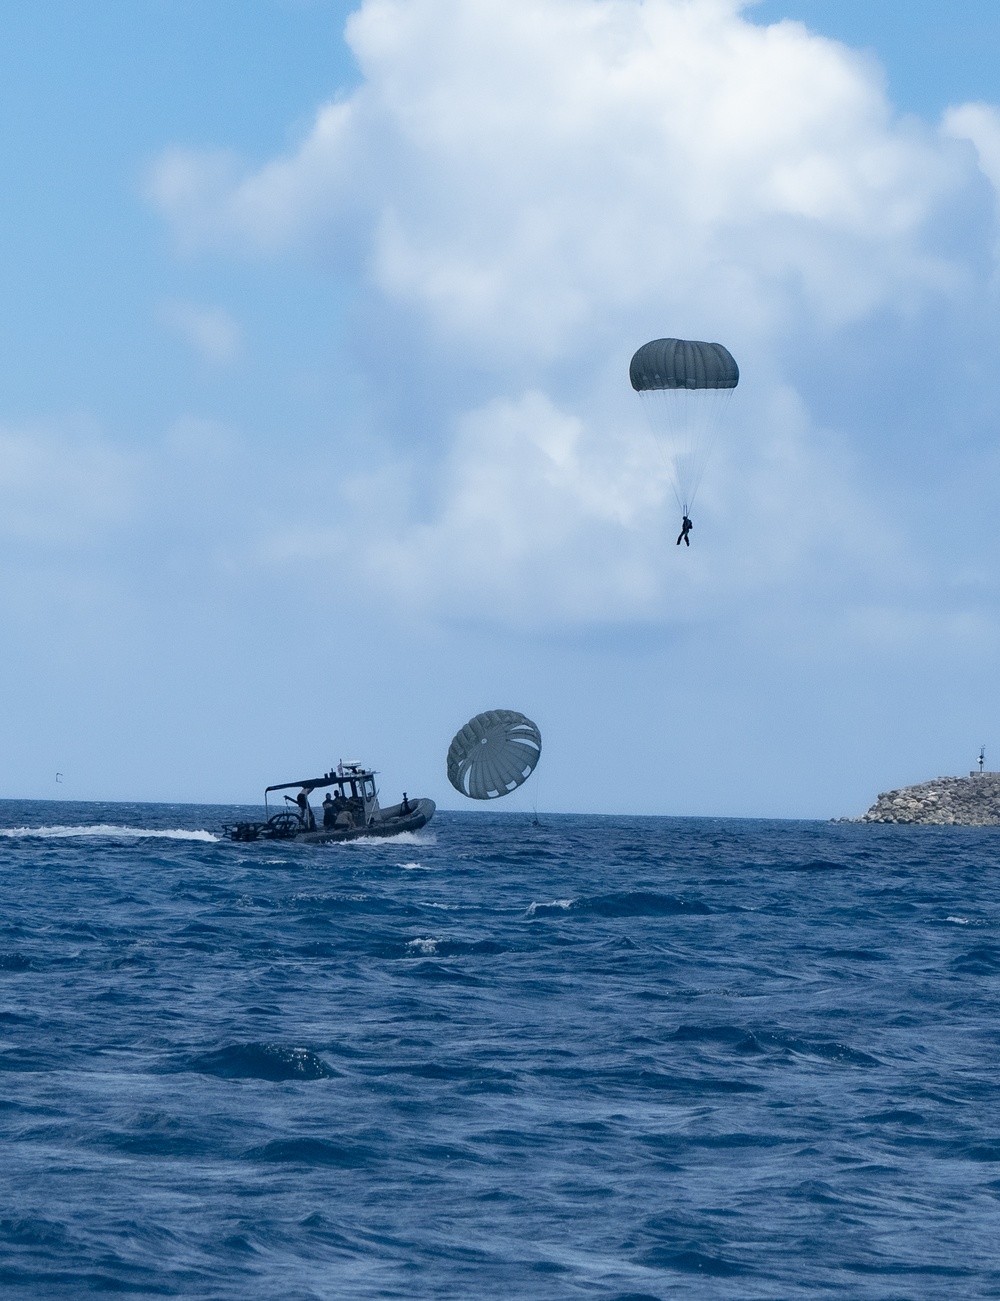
331;790;353;828
322;792;336;828
295;788;316;831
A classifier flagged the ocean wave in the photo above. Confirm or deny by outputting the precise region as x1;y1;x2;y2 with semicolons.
343;830;438;848
671;1023;880;1067
402;960;481;984
640;1247;746;1277
620;1069;763;1095
242;1137;374;1167
0;824;218;842
525;898;575;916
0;1217;74;1248
950;946;1000;975
98;1130;209;1158
527;891;711;919
672;1024;764;1053
286;892;422;917
183;1043;338;1081
399;937;508;958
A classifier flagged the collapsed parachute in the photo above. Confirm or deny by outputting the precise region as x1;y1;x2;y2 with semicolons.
630;338;739;515
447;710;542;800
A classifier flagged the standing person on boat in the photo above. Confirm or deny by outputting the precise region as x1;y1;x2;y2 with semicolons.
295;788;316;831
322;792;336;828
676;514;693;547
332;790;353;828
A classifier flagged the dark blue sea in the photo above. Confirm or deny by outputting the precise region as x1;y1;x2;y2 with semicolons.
2;803;1000;1298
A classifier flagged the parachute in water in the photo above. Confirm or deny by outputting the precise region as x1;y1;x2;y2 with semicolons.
447;710;542;800
630;337;739;515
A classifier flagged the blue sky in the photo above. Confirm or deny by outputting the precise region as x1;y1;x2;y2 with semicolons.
2;0;1000;816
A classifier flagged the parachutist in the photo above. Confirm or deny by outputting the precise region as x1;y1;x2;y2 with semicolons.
630;338;738;536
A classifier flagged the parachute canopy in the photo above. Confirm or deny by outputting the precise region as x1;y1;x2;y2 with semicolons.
447;710;542;800
629;338;738;391
629;337;739;514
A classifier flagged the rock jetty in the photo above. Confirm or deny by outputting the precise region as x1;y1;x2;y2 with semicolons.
855;774;1000;825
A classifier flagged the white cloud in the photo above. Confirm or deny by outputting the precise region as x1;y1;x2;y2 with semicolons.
256;381;907;628
150;0;960;340
147;0;997;628
159;299;242;364
0;425;135;546
359;390;671;622
942;101;1000;243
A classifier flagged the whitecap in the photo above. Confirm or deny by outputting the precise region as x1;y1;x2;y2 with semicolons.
946;916;971;925
406;937;439;954
525;898;574;916
343;830;438;848
0;825;219;842
398;861;430;871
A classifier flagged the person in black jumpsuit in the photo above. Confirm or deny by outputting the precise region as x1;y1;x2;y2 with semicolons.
677;515;693;546
295;788;316;831
331;791;353;828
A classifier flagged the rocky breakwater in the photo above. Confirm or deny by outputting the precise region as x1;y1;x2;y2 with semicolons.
856;774;1000;825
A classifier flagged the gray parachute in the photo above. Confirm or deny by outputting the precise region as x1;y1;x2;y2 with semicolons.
629;338;739;391
447;710;542;800
629;337;739;515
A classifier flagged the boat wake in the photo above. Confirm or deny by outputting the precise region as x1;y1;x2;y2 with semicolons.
0;825;219;842
343;830;438;848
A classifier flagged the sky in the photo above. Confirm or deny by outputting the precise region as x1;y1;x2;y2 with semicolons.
2;0;1000;817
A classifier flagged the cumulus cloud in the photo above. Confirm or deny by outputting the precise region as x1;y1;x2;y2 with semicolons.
942;102;1000;256
943;102;1000;189
378;388;897;624
151;0;960;340
148;0;996;627
352;390;671;623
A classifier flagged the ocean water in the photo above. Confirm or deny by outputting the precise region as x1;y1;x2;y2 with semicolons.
1;802;1000;1299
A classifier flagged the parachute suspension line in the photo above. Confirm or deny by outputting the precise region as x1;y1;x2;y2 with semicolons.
680;386;734;511
506;768;541;829
639;391;686;514
639;386;733;513
517;764;542;827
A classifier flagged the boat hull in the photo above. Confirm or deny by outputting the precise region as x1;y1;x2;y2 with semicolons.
292;798;435;844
